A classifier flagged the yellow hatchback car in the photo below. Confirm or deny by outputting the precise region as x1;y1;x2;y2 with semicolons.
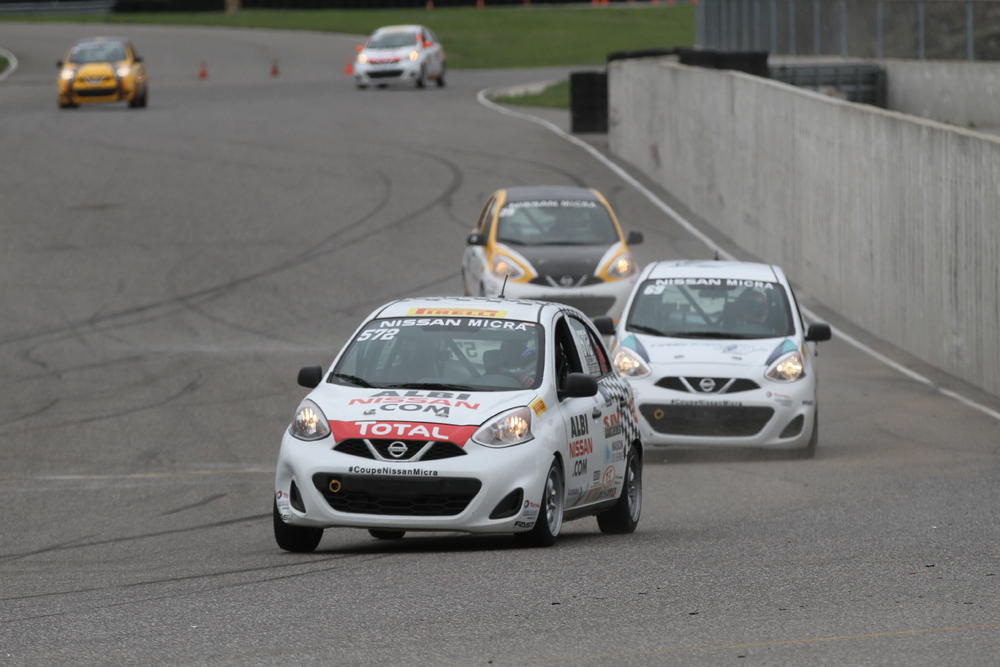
57;37;148;109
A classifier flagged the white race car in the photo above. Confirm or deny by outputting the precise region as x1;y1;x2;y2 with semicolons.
353;24;446;89
274;297;643;551
599;261;831;457
461;186;643;319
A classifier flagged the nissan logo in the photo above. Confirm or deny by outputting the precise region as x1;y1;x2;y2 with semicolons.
387;441;408;458
559;275;574;287
698;378;716;392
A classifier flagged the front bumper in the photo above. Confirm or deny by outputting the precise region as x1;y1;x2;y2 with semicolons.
626;373;817;449
59;77;137;104
354;61;422;85
275;430;551;533
482;273;636;319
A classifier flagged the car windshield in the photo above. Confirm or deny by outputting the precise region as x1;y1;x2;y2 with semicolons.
496;199;619;246
332;314;544;391
367;32;419;49
68;42;126;63
627;278;796;339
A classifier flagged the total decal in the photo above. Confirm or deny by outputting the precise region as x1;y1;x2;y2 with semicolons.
275;490;291;519
522;499;541;521
330;420;478;445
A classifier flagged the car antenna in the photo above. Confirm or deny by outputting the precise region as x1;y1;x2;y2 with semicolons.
498;273;509;299
713;250;720;261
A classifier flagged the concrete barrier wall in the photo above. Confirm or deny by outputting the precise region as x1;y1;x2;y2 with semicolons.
609;59;1000;396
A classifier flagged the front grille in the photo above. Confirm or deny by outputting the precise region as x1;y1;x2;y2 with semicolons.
334;439;375;459
546;295;615;317
640;404;774;437
655;377;761;394
368;69;404;79
420;442;466;461
313;474;481;516
333;439;466;461
74;87;118;97
529;274;602;288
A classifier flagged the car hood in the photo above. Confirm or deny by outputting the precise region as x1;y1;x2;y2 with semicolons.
308;384;535;445
620;332;800;370
74;62;116;78
507;243;612;282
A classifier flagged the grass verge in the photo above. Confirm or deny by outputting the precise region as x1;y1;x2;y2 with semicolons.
0;55;8;74
494;79;569;109
0;6;694;69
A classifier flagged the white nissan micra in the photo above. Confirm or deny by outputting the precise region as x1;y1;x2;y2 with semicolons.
601;261;831;457
353;24;446;89
274;297;643;551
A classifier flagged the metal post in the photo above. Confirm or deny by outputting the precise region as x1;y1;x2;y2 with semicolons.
966;0;975;60
840;0;848;56
917;0;925;59
743;0;751;50
813;0;821;54
876;0;884;58
789;0;796;56
771;0;779;53
754;0;761;51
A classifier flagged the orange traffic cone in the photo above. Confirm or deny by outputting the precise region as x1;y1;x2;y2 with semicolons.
270;60;280;78
345;60;354;75
425;0;433;8
476;0;484;7
198;61;207;80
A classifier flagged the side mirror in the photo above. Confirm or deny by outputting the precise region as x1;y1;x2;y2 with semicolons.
626;230;644;245
56;60;63;68
591;316;616;336
297;365;323;388
355;44;364;53
423;40;433;48
562;373;598;398
466;232;486;246
805;323;832;342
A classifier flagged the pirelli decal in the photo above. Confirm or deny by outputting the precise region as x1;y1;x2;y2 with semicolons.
407;307;507;318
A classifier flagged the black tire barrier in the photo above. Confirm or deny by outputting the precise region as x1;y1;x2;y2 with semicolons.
606;48;680;64
110;0;617;9
677;48;770;78
570;70;607;134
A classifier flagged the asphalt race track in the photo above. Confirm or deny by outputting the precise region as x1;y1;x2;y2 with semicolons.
1;23;999;665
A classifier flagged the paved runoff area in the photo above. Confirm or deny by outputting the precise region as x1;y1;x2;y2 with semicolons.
1;23;998;665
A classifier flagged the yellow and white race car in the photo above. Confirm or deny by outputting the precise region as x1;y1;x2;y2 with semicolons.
461;186;643;318
57;37;148;109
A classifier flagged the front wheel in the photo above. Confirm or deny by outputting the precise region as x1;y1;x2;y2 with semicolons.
596;445;642;534
273;500;323;552
797;413;818;459
514;459;564;548
435;65;446;88
415;66;426;89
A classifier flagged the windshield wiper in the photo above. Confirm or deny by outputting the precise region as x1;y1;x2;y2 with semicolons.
328;372;373;387
627;324;667;337
396;382;481;392
668;332;757;339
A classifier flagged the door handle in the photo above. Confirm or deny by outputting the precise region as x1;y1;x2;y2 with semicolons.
591;407;602;419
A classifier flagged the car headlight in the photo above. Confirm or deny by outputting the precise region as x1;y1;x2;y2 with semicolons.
766;351;805;382
408;50;419;62
60;68;76;80
491;254;526;281
357;53;368;64
613;346;651;378
289;399;331;441
472;407;533;447
116;66;130;77
605;252;636;280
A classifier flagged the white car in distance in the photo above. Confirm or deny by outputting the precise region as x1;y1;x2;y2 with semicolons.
353;24;446;89
597;260;831;457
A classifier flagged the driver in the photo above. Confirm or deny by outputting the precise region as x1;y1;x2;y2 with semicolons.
733;288;769;326
483;338;537;387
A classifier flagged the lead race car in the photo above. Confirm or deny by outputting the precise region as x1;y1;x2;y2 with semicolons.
274;297;643;551
601;260;832;457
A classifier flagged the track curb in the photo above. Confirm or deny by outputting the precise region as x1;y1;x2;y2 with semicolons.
0;46;18;82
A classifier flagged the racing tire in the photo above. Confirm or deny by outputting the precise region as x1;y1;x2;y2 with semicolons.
369;529;405;540
58;99;77;109
514;459;564;548
797;414;818;459
376;84;388;89
596;444;642;534
356;84;368;90
273;500;323;552
436;66;446;88
415;66;426;89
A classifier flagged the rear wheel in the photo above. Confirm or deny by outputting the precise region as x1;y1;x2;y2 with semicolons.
436;65;446;88
597;445;642;534
273;500;323;552
369;529;405;540
415;66;426;89
514;459;564;548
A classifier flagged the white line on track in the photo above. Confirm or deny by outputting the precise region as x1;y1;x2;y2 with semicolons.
0;46;18;82
476;86;1000;422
